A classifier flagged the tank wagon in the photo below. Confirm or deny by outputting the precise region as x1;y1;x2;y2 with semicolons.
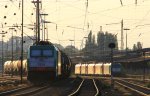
27;41;72;83
75;63;123;76
3;60;27;75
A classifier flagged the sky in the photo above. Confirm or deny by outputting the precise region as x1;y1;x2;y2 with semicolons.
0;0;150;50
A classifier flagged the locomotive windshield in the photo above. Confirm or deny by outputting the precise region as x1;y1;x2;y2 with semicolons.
31;50;41;57
29;48;55;67
30;49;53;57
43;50;53;57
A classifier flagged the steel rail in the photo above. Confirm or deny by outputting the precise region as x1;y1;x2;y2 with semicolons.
115;79;150;96
68;79;85;96
68;79;100;96
0;85;33;96
92;79;100;96
118;79;150;90
116;82;147;96
14;85;49;96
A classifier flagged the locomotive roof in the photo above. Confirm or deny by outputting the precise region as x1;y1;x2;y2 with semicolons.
31;41;68;56
33;41;53;45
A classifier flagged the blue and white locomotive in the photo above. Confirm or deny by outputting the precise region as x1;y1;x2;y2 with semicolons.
27;41;71;83
111;63;124;76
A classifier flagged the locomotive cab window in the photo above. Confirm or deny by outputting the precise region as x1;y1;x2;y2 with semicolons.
31;50;41;57
43;50;53;57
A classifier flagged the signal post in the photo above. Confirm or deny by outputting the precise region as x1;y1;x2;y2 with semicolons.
108;43;116;88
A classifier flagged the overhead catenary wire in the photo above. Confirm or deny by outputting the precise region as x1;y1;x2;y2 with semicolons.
0;0;35;27
1;0;150;49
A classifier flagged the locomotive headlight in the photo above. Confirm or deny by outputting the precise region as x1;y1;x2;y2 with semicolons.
58;62;61;66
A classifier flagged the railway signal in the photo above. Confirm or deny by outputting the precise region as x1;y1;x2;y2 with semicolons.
108;43;116;49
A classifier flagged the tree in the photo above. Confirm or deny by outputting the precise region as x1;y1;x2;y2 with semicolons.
137;42;142;49
84;30;97;60
92;35;95;44
132;42;142;50
63;45;78;57
97;32;105;50
85;30;93;50
133;44;137;50
84;30;118;61
97;31;118;51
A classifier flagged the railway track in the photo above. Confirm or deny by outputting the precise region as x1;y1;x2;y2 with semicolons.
120;77;150;88
119;77;150;83
0;79;21;86
68;79;99;96
0;78;77;96
0;84;49;96
0;76;27;86
115;79;150;96
0;85;32;96
0;77;29;93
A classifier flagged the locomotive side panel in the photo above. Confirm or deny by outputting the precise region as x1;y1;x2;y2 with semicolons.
61;53;71;78
57;50;62;76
